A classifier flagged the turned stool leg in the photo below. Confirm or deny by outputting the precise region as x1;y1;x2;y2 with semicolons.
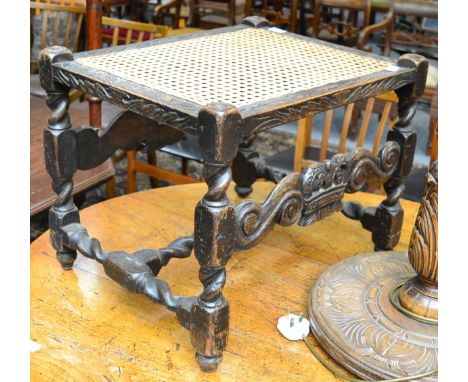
232;134;284;198
190;103;241;371
232;135;257;197
40;47;80;270
373;55;428;251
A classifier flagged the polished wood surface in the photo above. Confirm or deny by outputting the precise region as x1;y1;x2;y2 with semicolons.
30;182;419;380
30;96;115;216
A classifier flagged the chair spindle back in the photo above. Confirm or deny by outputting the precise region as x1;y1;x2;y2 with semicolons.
294;92;398;172
31;1;85;67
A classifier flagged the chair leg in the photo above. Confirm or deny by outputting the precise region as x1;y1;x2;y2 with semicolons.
147;151;160;189
43;77;79;270
126;150;137;194
106;155;117;198
232;135;257;197
429;119;438;164
294;118;311;172
427;116;437;157
188;0;199;27
348;108;360;140
181;158;189;176
106;178;116;198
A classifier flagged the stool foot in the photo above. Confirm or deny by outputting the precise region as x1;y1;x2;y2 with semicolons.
56;250;77;270
196;353;222;372
234;184;253;198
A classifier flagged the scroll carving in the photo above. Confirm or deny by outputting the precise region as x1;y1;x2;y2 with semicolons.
300;141;400;226
235;173;303;250
233;142;400;251
75;110;185;169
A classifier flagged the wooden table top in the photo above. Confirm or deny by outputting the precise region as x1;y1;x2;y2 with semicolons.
30;96;115;216
30;182;419;381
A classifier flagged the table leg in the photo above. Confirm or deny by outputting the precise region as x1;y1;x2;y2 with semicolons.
40;47;80;270
190;103;241;371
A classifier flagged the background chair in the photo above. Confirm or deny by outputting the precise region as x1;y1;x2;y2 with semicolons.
265;91;435;201
102;0;184;28
245;0;299;32
101;15;170;45
265;92;398;174
151;0;183;27
390;0;437;59
30;0;86;98
387;0;438;154
310;0;393;56
188;0;245;28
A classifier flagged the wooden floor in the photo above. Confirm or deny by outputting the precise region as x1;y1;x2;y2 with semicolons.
30;182;419;381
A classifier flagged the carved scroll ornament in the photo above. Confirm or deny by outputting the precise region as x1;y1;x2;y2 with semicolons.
234;141;401;250
75;110;185;170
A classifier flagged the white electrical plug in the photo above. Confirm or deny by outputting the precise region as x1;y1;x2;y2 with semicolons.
29;340;41;352
277;312;310;341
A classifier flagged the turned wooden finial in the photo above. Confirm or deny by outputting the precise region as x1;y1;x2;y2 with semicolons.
398;158;438;320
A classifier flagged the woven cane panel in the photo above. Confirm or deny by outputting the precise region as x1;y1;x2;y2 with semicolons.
76;28;392;107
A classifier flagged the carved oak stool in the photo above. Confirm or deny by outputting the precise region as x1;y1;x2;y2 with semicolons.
40;16;427;371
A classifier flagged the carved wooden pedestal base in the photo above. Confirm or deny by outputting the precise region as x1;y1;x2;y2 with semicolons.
308;251;438;381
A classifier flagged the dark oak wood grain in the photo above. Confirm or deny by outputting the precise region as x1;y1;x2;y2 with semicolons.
37;17;427;371
30;96;115;216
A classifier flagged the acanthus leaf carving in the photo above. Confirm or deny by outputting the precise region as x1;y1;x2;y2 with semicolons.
247;74;413;134
53;68;197;133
